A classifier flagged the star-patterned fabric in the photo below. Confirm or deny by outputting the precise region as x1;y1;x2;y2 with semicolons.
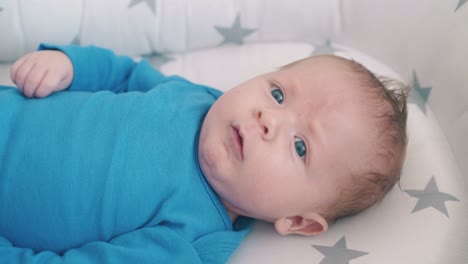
128;0;156;15
71;35;81;45
404;176;460;217
142;51;174;69
311;237;368;264
408;70;432;115
455;0;468;11
214;14;257;46
311;39;341;56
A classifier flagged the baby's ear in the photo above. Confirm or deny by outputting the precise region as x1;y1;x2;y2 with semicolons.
274;213;328;236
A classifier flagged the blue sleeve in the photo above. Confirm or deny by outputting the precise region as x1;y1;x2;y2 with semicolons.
0;227;203;264
38;43;168;93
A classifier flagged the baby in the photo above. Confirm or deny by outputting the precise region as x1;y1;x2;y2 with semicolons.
0;44;408;263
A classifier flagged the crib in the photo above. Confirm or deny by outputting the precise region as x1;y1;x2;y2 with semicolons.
0;0;466;263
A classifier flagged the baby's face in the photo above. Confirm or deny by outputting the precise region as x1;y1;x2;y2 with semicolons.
198;56;377;234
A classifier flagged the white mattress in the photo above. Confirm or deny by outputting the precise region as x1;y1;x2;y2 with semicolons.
0;42;466;263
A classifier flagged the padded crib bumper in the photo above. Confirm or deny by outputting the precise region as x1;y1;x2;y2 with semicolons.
0;0;341;60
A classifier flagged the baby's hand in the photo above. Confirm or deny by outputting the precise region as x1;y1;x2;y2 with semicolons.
10;50;74;98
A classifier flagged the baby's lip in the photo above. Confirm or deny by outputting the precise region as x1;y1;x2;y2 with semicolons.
231;125;244;161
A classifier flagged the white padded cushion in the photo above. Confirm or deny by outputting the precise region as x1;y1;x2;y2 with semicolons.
0;0;341;61
157;42;401;92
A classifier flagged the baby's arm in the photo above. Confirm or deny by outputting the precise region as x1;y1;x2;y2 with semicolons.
38;43;168;94
10;50;73;98
10;44;169;97
0;226;204;263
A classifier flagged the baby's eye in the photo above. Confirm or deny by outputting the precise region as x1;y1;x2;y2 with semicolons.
295;138;307;159
271;86;284;104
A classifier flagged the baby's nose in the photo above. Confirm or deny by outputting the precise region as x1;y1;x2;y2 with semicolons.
254;108;279;141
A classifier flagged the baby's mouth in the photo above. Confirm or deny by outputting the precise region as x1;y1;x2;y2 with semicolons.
231;126;244;161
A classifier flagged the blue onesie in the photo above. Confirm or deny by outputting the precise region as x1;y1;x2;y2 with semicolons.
0;44;251;263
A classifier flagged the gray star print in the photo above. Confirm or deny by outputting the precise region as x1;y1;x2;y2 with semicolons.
143;51;174;69
311;39;341;56
455;0;468;11
71;35;81;45
214;14;256;46
408;70;432;115
404;176;460;217
128;0;156;15
311;236;368;264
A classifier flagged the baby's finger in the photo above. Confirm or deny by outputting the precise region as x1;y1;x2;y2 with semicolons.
23;66;47;98
34;73;57;98
14;60;36;93
10;55;28;87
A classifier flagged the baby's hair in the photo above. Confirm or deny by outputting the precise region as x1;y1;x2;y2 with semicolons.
325;57;409;224
280;55;410;224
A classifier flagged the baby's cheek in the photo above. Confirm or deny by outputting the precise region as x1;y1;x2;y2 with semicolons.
201;135;228;165
243;165;284;193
